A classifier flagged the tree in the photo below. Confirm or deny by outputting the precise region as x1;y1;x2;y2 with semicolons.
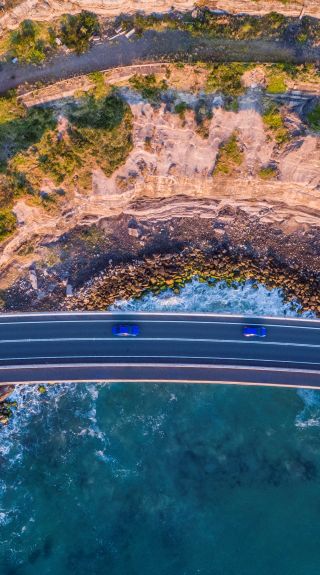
60;11;100;53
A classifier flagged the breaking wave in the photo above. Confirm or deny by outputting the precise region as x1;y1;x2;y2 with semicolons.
111;278;313;317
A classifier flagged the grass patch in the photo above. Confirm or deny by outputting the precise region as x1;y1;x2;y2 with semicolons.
0;209;17;241
258;166;277;180
87;72;109;99
266;67;287;94
0;91;24;124
262;105;289;144
215;133;243;175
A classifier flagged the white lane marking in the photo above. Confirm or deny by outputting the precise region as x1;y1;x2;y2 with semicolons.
0;318;319;331
0;354;319;366
0;336;320;348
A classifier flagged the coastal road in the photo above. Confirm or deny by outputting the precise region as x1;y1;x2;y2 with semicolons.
1;29;320;94
0;312;319;388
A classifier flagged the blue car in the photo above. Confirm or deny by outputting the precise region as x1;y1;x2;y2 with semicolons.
112;324;140;337
242;325;267;338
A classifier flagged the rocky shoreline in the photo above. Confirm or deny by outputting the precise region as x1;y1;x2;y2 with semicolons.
64;245;320;316
0;385;16;425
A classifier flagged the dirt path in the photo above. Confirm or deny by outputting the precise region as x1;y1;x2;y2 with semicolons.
1;30;320;94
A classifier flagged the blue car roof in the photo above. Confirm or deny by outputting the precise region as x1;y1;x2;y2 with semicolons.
243;326;266;334
113;324;139;334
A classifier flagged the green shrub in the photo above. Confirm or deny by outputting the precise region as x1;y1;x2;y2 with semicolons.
174;102;190;118
0;91;24;124
0;209;17;241
10;19;47;64
68;93;125;130
60;11;99;53
206;63;246;96
129;74;167;101
262;106;289;144
307;103;320;131
0;106;56;170
215;133;243;175
258;166;277;180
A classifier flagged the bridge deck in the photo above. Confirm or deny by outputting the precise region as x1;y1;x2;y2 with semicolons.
0;312;319;388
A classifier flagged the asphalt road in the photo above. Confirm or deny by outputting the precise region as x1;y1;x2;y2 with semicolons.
0;312;319;388
1;29;319;94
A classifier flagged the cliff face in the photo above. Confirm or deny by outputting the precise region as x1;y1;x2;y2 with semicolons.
1;0;320;32
1;91;319;287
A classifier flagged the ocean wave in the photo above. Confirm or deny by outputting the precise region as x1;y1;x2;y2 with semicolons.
110;278;313;317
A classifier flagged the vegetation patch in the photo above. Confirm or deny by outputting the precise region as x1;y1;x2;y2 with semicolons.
119;10;320;44
206;63;247;96
9;92;133;195
265;67;287;94
174;101;190;119
9;19;53;64
0;87;133;242
60;11;100;53
307;102;320;131
0;209;17;241
0;100;56;171
0;91;24;124
214;133;244;175
262;105;289;144
258;166;278;180
68;92;125;130
87;72;109;99
129;74;168;102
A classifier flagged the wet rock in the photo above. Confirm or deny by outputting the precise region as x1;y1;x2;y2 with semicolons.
66;283;73;297
29;269;38;291
0;385;14;403
128;226;141;238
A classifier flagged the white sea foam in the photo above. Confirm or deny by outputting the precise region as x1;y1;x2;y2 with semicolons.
295;389;320;428
0;511;10;526
0;383;107;467
110;278;313;317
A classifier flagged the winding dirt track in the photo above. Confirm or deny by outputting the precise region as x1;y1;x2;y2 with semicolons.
1;30;320;94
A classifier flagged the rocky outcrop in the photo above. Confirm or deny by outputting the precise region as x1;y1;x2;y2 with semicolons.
1;0;320;33
0;385;15;426
65;245;320;314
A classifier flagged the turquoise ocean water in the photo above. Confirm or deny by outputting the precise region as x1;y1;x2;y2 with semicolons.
1;280;320;575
